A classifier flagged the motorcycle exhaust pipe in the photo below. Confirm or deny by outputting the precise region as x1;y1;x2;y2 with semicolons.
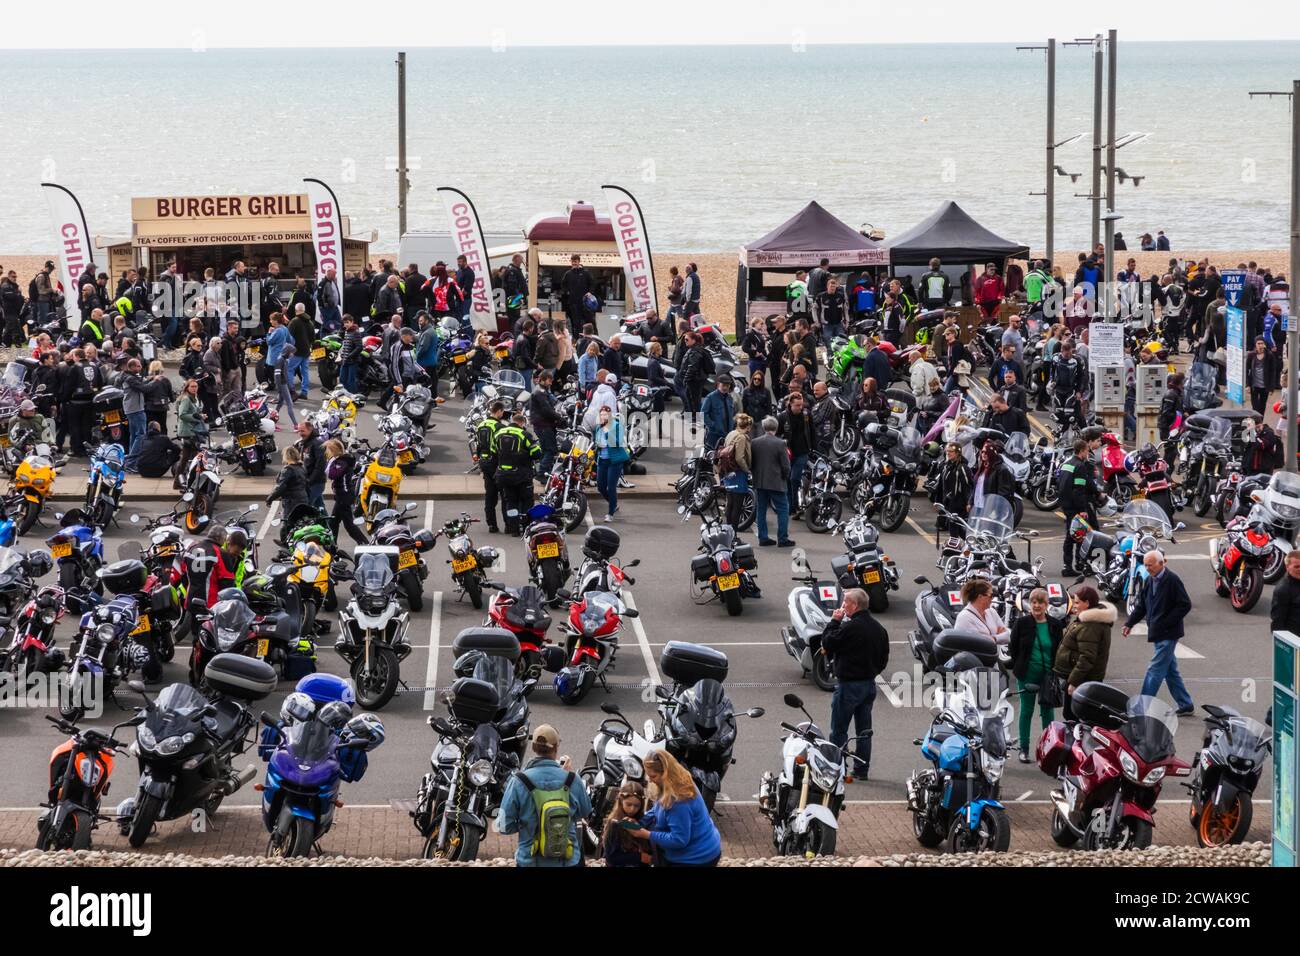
222;764;258;795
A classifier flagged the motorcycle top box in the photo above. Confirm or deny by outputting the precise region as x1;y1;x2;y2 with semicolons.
1070;680;1131;730
931;630;999;669
582;526;621;561
98;558;147;595
450;626;520;662
446;676;500;724
661;641;729;686
93;387;125;416
203;652;278;701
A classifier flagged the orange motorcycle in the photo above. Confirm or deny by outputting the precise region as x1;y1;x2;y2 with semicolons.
36;711;142;851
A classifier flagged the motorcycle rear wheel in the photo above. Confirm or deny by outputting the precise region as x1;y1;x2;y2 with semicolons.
866;582;889;613
911;811;945;848
1196;794;1253;847
402;571;424;611
721;588;744;617
464;577;484;610
1050;809;1080;847
946;806;1011;853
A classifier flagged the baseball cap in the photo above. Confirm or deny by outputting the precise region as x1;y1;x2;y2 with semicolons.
532;724;560;749
606;374;618;386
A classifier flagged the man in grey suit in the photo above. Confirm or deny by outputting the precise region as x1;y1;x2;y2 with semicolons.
752;416;795;548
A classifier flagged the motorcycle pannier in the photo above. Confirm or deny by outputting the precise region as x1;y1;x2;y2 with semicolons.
932;630;999;668
690;554;714;582
1070;681;1130;730
98;559;147;595
447;676;500;724
1035;720;1072;775
661;641;729;686
451;626;521;662
150;583;181;617
732;543;757;572
204;652;278;701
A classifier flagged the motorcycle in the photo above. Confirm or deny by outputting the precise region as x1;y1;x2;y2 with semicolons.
216;397;277;477
177;447;225;532
852;423;921;532
35;713;142;851
370;502;435;611
118;655;277;847
541;429;595;532
412;627;532;861
524;503;571;605
258;673;384;857
1184;705;1270;847
357;441;404;532
758;693;859;857
434;512;499;610
1125;442;1178;521
779;568;840;691
46;508;105;609
675;447;756;532
1085;499;1183;616
1186;417;1234;517
8;441;63;535
375;410;428;475
0;580;64;681
1036;683;1192;850
906;632;1014;852
59;559;153;719
333;547;412;710
84;443;127;530
486;584;554;691
90;387;128;447
188;583;300;686
1209;511;1273;613
546;589;639;705
685;509;759;617
829;513;898;612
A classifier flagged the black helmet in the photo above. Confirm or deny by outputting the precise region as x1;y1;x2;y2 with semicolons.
240;575;279;614
581;526;620;560
23;549;54;579
216;587;247;605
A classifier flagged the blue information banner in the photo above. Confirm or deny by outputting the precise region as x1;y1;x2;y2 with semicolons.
1227;305;1246;405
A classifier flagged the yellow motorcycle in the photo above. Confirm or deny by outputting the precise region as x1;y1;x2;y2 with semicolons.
358;443;404;532
8;442;63;536
323;387;363;425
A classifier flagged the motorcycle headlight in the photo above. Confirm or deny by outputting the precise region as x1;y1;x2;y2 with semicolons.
76;755;104;787
622;755;644;781
95;623;117;644
1119;749;1141;783
467;759;494;788
298;565;320;583
807;751;841;791
137;726;157;751
41;611;57;625
216;627;241;650
1142;766;1166;787
980;749;1006;784
155;732;195;757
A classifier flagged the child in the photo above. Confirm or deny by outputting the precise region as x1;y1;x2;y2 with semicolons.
601;780;652;867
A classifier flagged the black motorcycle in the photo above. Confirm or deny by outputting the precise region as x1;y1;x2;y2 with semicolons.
1184;704;1270;847
675;448;756;533
120;655;277;847
686;512;758;617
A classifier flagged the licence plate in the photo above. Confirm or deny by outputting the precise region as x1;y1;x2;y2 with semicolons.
863;569;881;584
451;556;477;574
104;410;121;424
311;348;326;360
238;433;257;448
717;573;740;591
256;639;270;658
536;542;560;560
453;353;468;364
129;614;150;637
156;544;176;556
51;542;72;559
398;550;418;570
398;450;414;464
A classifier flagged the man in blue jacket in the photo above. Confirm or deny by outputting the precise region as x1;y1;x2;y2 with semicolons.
1122;549;1194;715
700;375;735;452
498;725;591;867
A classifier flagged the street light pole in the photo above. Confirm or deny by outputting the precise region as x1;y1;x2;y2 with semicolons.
1091;35;1103;249
397;51;408;239
1106;29;1118;222
1017;39;1058;267
1250;80;1300;472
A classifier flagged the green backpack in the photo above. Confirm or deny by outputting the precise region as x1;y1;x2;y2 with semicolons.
520;771;576;861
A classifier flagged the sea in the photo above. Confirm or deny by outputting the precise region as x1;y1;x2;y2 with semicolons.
1;42;1298;254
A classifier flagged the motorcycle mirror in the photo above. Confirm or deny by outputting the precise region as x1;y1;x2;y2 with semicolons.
1026;530;1039;538
248;503;260;512
747;707;765;719
182;492;195;502
1023;683;1041;694
676;504;687;515
127;680;148;696
1174;521;1185;531
130;514;141;524
600;702;622;716
783;692;804;709
404;502;417;512
654;685;672;700
912;575;929;586
627;559;641;568
1073;575;1087;584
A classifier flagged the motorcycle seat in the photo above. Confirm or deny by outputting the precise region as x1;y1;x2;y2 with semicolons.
202;698;245;741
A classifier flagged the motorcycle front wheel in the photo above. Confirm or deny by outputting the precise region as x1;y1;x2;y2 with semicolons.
946;806;1011;853
811;651;836;691
803;820;838;857
1050;809;1079;847
1262;548;1286;585
1196;794;1253;847
1229;566;1263;613
831;425;861;457
1031;481;1060;512
804;495;842;534
351;646;400;710
1084;815;1152;851
880;492;910;533
18;497;41;535
127;791;163;848
1193;479;1213;517
561;491;588;532
37;807;92;852
267;816;315;858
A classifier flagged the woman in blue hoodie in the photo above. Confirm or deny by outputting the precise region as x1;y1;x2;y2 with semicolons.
629;749;722;866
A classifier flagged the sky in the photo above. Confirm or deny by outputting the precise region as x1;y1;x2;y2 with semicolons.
6;0;1300;48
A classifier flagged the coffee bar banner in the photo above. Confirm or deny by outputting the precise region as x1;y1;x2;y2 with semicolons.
602;184;657;314
41;182;94;321
437;187;496;331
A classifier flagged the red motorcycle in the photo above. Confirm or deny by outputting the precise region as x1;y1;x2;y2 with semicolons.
486;584;554;693
0;585;67;680
1125;443;1177;521
1099;432;1137;503
1036;682;1191;850
1210;513;1273;613
544;590;637;705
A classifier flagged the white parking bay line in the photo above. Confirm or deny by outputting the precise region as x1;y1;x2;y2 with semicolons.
256;502;280;540
422;591;444;710
424;500;435;531
623;591;662;687
1174;642;1205;660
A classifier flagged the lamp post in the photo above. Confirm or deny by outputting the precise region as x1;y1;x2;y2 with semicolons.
1018;39;1057;266
1250;81;1300;472
396;51;409;239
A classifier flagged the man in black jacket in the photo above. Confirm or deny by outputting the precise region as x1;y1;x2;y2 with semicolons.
403;263;427;322
560;255;593;329
1057;437;1100;575
985;392;1029;438
1123;550;1194;715
529;370;564;476
1271;551;1300;636
136;421;182;478
295;421;327;513
821;588;889;779
777;391;814;513
502;254;528;326
343;272;372;322
61;349;104;457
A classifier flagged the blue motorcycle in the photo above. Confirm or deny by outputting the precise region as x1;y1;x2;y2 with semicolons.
59;564;149;720
258;674;384;858
46;508;106;610
905;634;1015;853
85;443;127;531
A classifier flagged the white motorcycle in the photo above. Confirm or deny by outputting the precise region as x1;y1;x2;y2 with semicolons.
779;568;840;691
578;701;664;853
757;693;860;857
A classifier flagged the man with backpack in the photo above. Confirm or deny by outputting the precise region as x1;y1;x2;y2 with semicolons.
498;724;591;867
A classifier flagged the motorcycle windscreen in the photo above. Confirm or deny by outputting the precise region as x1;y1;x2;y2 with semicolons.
212;599;256;650
472;655;516;709
354;552;395;591
285;719;337;765
967;495;1015;543
891;426;923;467
1217;715;1271;763
1119;695;1179;763
1203;417;1233;453
1118;499;1173;537
147;683;209;737
674;679;734;743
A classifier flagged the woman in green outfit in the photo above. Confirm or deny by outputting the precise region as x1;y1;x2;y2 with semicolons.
1007;588;1063;762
